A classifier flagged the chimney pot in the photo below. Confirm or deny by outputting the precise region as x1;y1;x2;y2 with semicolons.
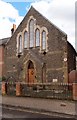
11;24;16;35
13;24;16;30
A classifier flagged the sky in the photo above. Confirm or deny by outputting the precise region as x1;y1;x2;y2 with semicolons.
0;0;77;51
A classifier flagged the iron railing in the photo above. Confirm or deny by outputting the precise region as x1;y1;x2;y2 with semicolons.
21;83;73;100
1;82;73;100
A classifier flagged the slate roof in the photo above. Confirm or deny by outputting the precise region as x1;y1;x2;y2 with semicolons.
0;37;10;46
67;41;77;55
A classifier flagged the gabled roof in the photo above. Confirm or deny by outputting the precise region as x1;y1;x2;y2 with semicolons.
31;6;67;36
15;6;67;37
5;6;67;46
0;37;10;46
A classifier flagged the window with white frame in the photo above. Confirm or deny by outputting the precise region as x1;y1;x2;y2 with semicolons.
17;17;48;53
35;28;40;46
42;30;46;50
18;35;22;53
29;19;34;47
24;31;28;48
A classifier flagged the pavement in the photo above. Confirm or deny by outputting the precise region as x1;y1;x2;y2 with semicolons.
0;95;77;118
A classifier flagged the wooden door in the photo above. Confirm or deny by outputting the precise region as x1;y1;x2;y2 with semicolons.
28;60;35;85
28;69;34;84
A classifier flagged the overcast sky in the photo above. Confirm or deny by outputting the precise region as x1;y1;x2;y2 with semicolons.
0;0;76;50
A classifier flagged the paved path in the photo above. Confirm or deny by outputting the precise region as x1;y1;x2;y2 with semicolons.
0;95;77;116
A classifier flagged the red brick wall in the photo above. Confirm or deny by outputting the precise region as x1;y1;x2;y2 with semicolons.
73;83;77;100
0;46;4;77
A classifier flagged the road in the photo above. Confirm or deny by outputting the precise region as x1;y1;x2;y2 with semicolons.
1;106;76;119
2;106;55;119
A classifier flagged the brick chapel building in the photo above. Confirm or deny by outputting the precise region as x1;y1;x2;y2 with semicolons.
0;6;77;84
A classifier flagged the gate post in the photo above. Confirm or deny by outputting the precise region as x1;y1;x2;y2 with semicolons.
2;82;6;95
16;82;21;96
73;83;77;100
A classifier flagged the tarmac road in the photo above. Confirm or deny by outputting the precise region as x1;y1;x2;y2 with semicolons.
1;106;77;120
0;106;77;120
2;106;54;119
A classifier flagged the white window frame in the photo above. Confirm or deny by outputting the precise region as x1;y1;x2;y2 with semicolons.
42;30;46;50
24;31;28;48
40;27;48;52
29;19;34;48
35;28;40;47
19;35;22;53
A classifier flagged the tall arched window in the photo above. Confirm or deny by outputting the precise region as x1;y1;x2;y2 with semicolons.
42;30;46;50
35;28;40;46
24;31;28;48
29;19;34;47
19;35;22;53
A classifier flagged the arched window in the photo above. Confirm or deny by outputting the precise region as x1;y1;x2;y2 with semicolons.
24;31;28;48
35;28;40;46
42;30;46;50
29;19;34;47
19;35;22;53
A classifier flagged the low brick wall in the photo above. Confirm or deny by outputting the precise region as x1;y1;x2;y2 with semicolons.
3;82;77;101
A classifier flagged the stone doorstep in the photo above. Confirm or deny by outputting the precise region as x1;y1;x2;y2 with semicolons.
1;103;76;119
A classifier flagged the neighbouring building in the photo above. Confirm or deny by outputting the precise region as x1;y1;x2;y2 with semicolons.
0;38;10;80
76;57;77;70
0;6;77;84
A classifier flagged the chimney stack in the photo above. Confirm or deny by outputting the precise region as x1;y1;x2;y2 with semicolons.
11;24;16;35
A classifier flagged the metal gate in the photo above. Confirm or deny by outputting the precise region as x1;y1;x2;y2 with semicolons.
6;76;16;96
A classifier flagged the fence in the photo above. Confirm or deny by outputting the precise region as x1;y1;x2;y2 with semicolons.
1;82;73;100
21;83;73;100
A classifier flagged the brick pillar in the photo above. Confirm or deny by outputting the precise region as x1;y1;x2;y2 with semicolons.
73;83;77;100
2;82;6;95
16;82;21;96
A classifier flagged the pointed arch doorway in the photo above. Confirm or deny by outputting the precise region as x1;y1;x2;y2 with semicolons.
28;60;35;85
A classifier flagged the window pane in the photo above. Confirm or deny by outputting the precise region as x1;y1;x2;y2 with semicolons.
42;31;46;50
29;19;34;47
35;29;40;46
19;35;22;53
24;31;28;48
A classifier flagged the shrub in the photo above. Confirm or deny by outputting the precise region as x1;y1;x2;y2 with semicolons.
2;76;6;82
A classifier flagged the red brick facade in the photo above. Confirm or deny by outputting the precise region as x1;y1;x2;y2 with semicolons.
0;46;4;77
